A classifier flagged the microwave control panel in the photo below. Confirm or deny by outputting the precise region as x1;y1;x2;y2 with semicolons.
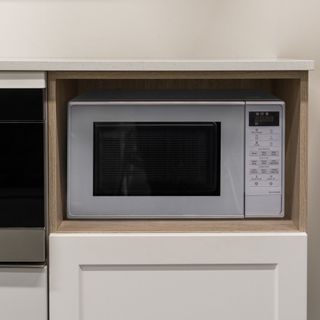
245;102;284;217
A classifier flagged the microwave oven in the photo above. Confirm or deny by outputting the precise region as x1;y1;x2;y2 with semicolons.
67;90;284;219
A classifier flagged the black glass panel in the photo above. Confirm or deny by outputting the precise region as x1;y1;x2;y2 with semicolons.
0;123;44;227
0;89;43;121
249;111;279;126
94;122;220;196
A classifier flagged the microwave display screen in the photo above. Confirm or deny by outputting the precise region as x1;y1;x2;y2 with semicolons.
93;122;220;196
249;111;279;126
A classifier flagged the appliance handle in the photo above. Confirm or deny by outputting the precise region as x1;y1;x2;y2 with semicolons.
0;264;46;268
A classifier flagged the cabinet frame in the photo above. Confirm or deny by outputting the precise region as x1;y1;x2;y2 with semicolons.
47;70;308;233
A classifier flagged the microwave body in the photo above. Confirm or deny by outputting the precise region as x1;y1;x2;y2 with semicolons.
67;91;284;219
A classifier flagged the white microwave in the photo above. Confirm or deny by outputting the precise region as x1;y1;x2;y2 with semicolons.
67;91;285;219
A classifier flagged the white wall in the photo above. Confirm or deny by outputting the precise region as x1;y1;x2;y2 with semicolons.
0;0;319;318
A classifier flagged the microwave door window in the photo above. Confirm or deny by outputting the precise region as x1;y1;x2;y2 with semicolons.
93;122;221;196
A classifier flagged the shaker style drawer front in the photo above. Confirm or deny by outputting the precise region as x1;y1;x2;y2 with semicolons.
49;233;307;320
0;267;47;320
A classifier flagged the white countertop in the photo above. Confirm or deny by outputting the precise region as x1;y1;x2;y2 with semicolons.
0;59;314;71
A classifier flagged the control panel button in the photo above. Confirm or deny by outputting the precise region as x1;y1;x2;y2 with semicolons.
249;168;258;175
270;168;279;174
270;150;279;157
250;160;258;166
249;150;258;156
268;159;279;165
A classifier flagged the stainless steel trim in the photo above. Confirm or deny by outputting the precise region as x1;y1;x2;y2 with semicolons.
43;82;48;243
0;264;46;268
0;229;45;263
0;121;43;124
71;101;245;106
43;80;49;320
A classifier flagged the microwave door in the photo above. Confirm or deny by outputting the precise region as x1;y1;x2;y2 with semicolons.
68;102;244;218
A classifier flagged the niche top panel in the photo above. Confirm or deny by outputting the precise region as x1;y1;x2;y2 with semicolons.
0;59;314;71
69;90;282;103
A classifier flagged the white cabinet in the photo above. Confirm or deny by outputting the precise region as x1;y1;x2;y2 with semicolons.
50;233;306;320
0;267;47;320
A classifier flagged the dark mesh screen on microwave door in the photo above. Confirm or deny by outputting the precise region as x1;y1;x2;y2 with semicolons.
93;122;220;196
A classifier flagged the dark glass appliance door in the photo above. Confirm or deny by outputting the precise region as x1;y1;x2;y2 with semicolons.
94;122;220;196
0;123;44;227
0;89;43;121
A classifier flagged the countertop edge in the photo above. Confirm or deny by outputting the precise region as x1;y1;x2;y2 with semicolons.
0;59;315;71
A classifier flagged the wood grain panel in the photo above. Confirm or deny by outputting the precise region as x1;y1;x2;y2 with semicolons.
57;219;298;233
273;72;308;231
298;74;308;231
48;76;77;232
49;71;305;80
77;79;272;93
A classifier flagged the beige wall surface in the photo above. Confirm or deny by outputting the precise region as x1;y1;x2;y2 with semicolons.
0;0;319;318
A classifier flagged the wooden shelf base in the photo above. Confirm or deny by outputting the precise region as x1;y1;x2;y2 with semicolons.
55;220;299;233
